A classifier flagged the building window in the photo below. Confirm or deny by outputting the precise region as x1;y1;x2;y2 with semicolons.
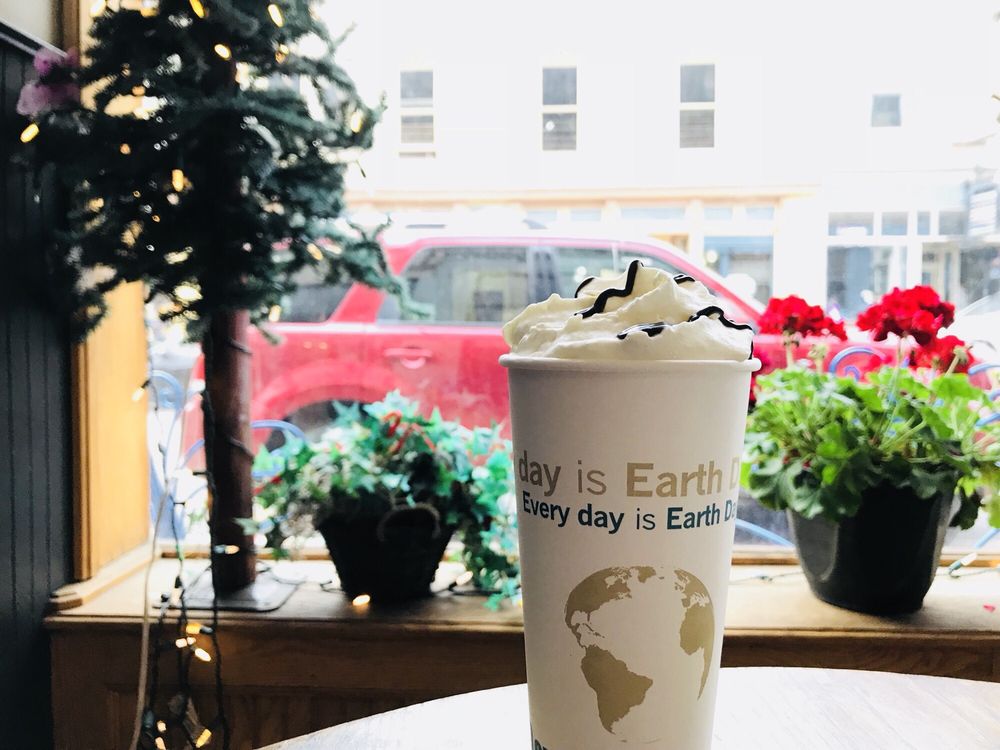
827;245;907;318
704;236;773;303
542;67;577;150
569;208;601;222
938;210;966;236
881;211;908;236
620;205;685;221
680;64;715;148
871;94;901;127
746;205;775;220
704;205;733;221
400;70;435;154
917;211;931;235
828;212;874;237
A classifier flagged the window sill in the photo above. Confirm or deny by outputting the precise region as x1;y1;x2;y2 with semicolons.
46;559;1000;748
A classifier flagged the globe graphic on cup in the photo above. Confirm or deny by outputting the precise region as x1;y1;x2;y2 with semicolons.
564;566;715;743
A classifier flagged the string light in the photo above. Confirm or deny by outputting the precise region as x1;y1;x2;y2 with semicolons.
213;43;232;60
120;143;132;155
267;3;284;27
175;636;196;648
156;721;167;733
19;123;39;143
349;110;364;133
455;570;474;586
185;622;211;636
275;44;289;63
193;647;212;663
171;168;186;192
152;215;161;222
212;544;240;555
268;305;282;322
131;387;146;402
352;593;371;607
155;738;167;750
307;243;323;260
195;728;213;747
132;85;146;96
189;0;206;17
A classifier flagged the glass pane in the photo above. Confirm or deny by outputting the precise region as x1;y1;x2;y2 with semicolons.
278;267;349;322
401;114;434;143
621;205;685;221
705;205;733;221
553;246;615;296
828;212;874;237
746;205;775;220
542;67;577;105
569;208;601;222
704;236;774;303
827;245;904;318
680;64;715;103
381;245;529;324
679;109;714;148
400;70;433;106
882;211;908;235
939;210;966;235
871;94;901;127
917;211;931;235
542;112;577;150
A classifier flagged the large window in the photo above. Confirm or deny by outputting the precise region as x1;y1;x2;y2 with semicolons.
542;67;577;150
679;64;715;148
871;94;901;127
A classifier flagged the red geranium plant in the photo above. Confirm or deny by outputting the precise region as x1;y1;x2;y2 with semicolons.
856;286;973;375
759;294;846;367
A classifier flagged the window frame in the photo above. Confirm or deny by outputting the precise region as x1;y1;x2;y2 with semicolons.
679;63;716;149
542;66;578;151
399;69;436;157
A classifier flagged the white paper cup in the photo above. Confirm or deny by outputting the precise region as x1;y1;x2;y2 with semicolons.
501;355;759;750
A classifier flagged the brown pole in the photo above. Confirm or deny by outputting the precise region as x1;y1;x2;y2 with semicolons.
203;309;256;592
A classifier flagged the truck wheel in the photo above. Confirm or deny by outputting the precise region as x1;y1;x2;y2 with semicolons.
266;400;367;449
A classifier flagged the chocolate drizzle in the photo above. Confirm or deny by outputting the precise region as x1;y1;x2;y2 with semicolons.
673;273;696;284
686;305;755;331
616;322;668;340
576;259;642;319
574;276;596;297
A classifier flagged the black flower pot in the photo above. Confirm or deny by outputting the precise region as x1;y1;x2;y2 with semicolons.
788;484;951;615
317;503;454;604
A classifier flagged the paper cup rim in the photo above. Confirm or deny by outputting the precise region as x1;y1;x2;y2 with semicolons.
500;354;761;373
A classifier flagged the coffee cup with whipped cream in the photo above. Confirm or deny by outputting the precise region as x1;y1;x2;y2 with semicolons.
501;260;758;750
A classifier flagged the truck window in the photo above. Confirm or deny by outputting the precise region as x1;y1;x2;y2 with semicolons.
277;266;349;322
553;246;615;297
378;245;529;324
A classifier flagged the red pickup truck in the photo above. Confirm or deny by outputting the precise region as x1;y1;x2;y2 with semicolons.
181;232;876;443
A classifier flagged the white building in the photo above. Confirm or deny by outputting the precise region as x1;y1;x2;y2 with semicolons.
325;0;1000;312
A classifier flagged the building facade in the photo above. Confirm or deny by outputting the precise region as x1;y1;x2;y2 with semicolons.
327;0;1000;310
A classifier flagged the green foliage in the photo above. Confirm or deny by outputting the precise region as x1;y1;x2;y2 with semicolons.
743;367;1000;528
20;0;399;339
252;392;521;604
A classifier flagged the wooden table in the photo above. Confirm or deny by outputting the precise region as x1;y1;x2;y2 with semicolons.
261;667;1000;750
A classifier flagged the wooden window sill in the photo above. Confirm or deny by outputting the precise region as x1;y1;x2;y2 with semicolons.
46;560;1000;749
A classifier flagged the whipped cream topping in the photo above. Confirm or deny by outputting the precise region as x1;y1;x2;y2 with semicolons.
502;260;755;361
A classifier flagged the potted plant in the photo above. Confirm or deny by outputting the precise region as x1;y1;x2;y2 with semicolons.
252;392;521;605
744;289;1000;614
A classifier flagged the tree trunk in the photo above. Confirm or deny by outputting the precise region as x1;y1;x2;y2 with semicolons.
203;310;256;592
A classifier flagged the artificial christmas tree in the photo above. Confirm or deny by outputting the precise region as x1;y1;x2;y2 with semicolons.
17;0;399;595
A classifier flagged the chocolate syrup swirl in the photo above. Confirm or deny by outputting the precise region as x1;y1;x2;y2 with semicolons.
576;259;642;319
686;305;755;331
616;322;668;340
673;273;696;284
574;276;595;297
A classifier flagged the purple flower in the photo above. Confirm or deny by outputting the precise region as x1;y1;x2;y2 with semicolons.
16;81;80;116
33;48;64;77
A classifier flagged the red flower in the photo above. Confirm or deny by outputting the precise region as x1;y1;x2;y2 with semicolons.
759;295;847;340
856;286;955;346
911;335;975;374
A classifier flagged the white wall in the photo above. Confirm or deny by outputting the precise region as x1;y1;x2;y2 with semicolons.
0;0;59;45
